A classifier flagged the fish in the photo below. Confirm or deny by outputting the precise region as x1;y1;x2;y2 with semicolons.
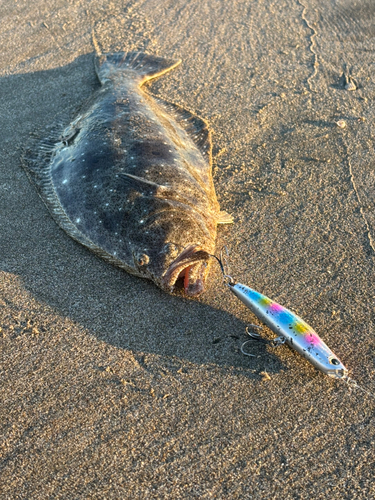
22;52;232;296
229;282;348;378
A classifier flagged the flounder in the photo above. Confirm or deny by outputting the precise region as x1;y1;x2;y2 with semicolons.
23;52;232;296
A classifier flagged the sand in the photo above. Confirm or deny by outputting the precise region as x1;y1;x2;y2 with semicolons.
1;0;375;498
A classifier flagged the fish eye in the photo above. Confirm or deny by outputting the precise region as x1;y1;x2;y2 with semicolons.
330;358;340;366
137;254;149;266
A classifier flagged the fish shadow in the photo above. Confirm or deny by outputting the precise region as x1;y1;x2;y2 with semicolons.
1;53;284;381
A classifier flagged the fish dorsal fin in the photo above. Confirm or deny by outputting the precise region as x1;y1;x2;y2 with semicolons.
22;117;73;186
152;95;212;158
95;52;181;85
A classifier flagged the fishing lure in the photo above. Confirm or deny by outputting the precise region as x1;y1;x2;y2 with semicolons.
213;250;348;379
210;250;375;398
229;281;348;379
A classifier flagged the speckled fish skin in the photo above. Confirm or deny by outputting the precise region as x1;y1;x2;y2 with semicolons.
23;52;232;296
230;282;348;378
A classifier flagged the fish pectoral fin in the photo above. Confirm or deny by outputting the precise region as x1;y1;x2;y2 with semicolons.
120;173;167;192
152;96;212;158
217;211;234;224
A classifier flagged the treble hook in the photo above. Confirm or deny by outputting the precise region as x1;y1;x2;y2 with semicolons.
240;325;286;357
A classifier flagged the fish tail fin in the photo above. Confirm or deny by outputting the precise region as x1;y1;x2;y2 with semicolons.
95;52;181;85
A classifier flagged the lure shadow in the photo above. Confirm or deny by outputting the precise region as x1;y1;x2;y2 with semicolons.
0;53;284;380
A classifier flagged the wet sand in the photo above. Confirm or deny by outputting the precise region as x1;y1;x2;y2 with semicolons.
1;0;375;498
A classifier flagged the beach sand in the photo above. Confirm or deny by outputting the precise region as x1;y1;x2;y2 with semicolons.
1;0;375;497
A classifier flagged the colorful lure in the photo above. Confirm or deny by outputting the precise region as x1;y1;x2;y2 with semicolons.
229;282;348;379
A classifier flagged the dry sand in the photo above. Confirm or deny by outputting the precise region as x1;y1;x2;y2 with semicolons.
1;0;375;498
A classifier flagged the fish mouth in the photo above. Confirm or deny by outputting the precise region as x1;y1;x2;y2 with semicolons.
163;245;211;296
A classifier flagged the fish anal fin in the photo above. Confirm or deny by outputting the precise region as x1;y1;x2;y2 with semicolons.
95;52;181;85
153;96;212;158
217;211;233;224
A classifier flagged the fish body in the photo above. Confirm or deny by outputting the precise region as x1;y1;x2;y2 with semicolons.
23;52;231;295
230;282;348;378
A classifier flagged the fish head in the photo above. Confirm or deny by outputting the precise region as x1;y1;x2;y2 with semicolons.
162;244;213;296
128;197;217;296
132;242;212;297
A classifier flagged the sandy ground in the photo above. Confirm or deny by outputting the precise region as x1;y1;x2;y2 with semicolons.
1;0;375;498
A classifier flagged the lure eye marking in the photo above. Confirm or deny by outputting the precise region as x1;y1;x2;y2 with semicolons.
330;357;341;366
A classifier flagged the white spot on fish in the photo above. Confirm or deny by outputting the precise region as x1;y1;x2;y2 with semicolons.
76;218;81;223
